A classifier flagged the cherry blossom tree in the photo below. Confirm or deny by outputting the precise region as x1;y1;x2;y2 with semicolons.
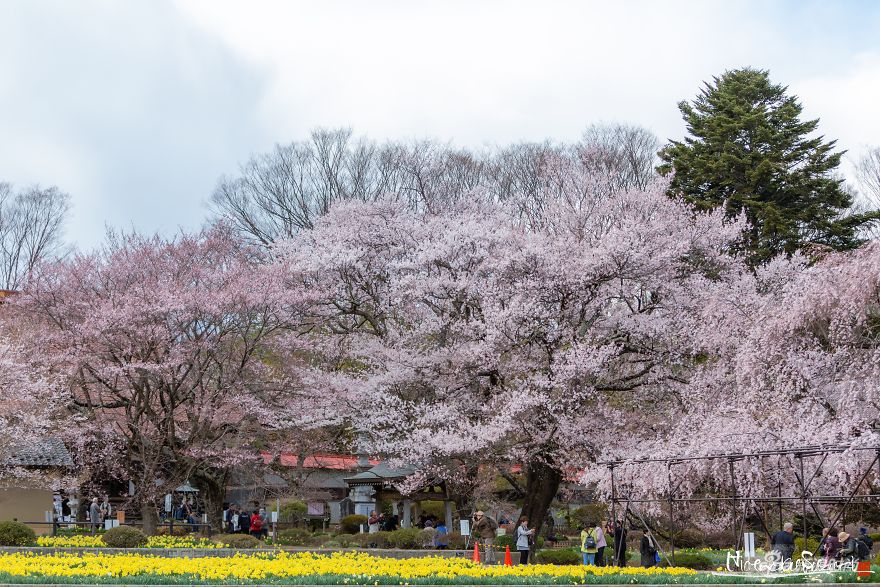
0;336;58;487
11;227;296;533
275;152;750;536
589;239;880;534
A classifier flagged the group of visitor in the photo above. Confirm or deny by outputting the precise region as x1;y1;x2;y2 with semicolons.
770;522;873;563
87;497;113;533
366;509;450;549
52;493;113;533
171;496;200;526
366;510;399;532
817;526;874;562
224;504;270;539
580;520;629;566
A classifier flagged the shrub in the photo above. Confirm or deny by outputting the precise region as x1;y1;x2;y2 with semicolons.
0;521;36;546
275;528;313;547
277;500;308;524
417;527;436;548
373;531;392;548
102;526;147;548
565;505;609;532
793;537;820;560
217;534;261;549
156;525;190;536
340;514;368;534
664;552;714;570
346;533;372;548
495;534;515;549
386;527;421;549
669;528;704;548
536;548;580;565
447;532;467;549
55;526;94;537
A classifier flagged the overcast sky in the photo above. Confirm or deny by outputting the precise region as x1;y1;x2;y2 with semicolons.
2;0;879;250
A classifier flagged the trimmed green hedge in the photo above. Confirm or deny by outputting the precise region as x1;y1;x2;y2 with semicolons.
0;521;36;546
102;526;147;548
663;553;714;570
535;547;581;565
340;515;368;534
275;528;315;547
217;534;261;549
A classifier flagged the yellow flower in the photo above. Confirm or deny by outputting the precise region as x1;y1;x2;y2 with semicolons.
0;551;700;583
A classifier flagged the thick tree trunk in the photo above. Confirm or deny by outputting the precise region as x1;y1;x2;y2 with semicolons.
140;500;158;535
518;460;563;561
192;469;229;536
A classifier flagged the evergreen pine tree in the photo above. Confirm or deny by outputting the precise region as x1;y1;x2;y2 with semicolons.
659;67;879;265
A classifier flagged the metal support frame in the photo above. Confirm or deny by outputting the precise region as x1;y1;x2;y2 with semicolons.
602;444;880;557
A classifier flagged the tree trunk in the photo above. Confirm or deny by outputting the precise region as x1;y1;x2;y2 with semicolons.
192;469;229;536
140;500;158;535
518;460;563;561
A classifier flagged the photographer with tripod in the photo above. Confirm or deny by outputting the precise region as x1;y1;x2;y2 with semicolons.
472;510;499;564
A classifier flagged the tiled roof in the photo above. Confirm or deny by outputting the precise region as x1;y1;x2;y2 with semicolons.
3;437;74;467
344;462;416;486
261;452;379;470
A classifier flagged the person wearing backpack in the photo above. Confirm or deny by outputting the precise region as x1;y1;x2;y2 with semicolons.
839;532;870;561
858;528;874;552
581;522;600;565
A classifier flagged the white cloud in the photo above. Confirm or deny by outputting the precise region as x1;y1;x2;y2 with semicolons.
793;52;880;170
2;0;879;248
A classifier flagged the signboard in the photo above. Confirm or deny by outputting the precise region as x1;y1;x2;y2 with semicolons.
744;532;756;558
460;519;470;536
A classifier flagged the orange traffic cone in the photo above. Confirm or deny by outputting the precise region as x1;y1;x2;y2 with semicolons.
472;542;481;563
504;545;513;566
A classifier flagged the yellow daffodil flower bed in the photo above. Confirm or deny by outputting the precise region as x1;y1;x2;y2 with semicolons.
35;535;222;549
36;536;105;548
0;551;712;585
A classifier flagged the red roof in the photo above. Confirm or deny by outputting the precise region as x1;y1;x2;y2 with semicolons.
261;453;379;470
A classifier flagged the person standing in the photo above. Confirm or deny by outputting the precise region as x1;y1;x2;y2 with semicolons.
840;531;871;562
858;528;874;552
596;520;608;566
89;498;101;534
580;522;599;565
226;505;238;533
515;517;535;565
434;520;449;550
771;523;795;561
238;508;251;535
613;520;628;567
258;507;269;538
640;530;658;568
249;510;263;539
823;528;841;561
61;495;71;523
368;510;381;533
99;497;112;526
472;511;498;564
